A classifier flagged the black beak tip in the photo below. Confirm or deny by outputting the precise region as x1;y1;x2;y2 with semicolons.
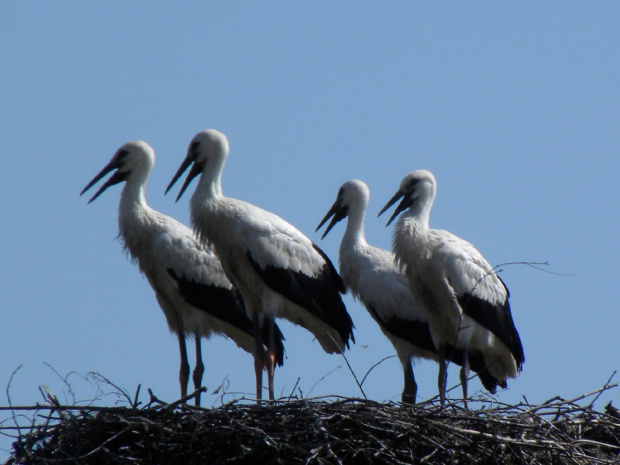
86;191;101;204
315;204;343;240
378;189;404;220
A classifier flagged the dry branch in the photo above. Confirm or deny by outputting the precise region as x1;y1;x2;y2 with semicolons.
3;382;619;465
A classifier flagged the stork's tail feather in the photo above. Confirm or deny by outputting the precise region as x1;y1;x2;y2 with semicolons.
446;344;505;394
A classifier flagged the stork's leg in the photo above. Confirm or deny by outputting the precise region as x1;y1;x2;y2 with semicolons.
460;345;470;410
438;349;447;407
178;334;190;402
252;312;265;402
401;358;417;405
192;336;205;407
266;317;276;401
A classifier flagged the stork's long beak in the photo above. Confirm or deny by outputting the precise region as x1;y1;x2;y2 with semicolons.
378;189;410;226
80;158;127;204
165;142;202;202
316;200;348;240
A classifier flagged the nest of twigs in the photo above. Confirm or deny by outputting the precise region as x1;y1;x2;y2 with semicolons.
3;381;620;465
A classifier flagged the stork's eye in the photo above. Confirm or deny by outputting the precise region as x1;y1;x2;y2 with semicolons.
407;179;419;190
116;149;129;164
190;141;201;157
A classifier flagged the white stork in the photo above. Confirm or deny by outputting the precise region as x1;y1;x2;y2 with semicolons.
166;129;355;401
316;180;507;403
81;140;285;406
379;170;524;407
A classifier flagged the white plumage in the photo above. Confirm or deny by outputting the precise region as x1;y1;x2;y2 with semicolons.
166;129;354;401
81;140;284;406
379;170;524;407
316;180;506;403
316;180;436;403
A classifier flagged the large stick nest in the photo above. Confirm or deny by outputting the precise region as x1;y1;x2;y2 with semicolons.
4;384;620;465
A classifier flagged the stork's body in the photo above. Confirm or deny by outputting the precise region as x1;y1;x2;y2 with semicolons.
82;141;284;406
316;180;437;403
167;130;354;401
379;170;524;407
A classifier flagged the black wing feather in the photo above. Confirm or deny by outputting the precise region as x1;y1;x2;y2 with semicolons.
367;304;436;353
457;290;525;370
167;269;285;366
246;245;354;349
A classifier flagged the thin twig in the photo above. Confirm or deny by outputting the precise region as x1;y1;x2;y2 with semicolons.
338;350;367;400
360;355;397;388
5;365;23;442
307;366;342;397
164;387;207;411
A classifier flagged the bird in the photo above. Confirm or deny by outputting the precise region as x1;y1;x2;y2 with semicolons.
316;180;437;403
378;170;525;408
316;180;507;404
81;140;285;406
166;129;355;401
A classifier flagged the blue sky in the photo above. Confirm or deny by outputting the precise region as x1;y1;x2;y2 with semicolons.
1;2;619;457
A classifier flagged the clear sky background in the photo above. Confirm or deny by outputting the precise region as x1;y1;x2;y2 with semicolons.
1;2;619;458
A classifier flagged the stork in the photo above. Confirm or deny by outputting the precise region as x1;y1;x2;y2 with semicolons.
379;170;524;407
81;140;285;406
317;180;507;403
166;129;354;401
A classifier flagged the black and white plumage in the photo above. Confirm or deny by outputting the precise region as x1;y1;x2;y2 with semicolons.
379;170;524;407
166;129;354;401
316;180;437;403
316;180;505;404
81;140;284;406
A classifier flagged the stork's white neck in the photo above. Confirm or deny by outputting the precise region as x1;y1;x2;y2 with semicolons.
119;176;148;213
409;204;432;232
392;207;432;269
404;183;435;235
195;154;227;201
117;177;155;259
341;200;367;250
188;156;227;249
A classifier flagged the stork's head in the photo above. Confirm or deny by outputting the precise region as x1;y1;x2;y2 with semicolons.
378;170;437;226
80;140;155;203
316;180;370;239
166;129;229;202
